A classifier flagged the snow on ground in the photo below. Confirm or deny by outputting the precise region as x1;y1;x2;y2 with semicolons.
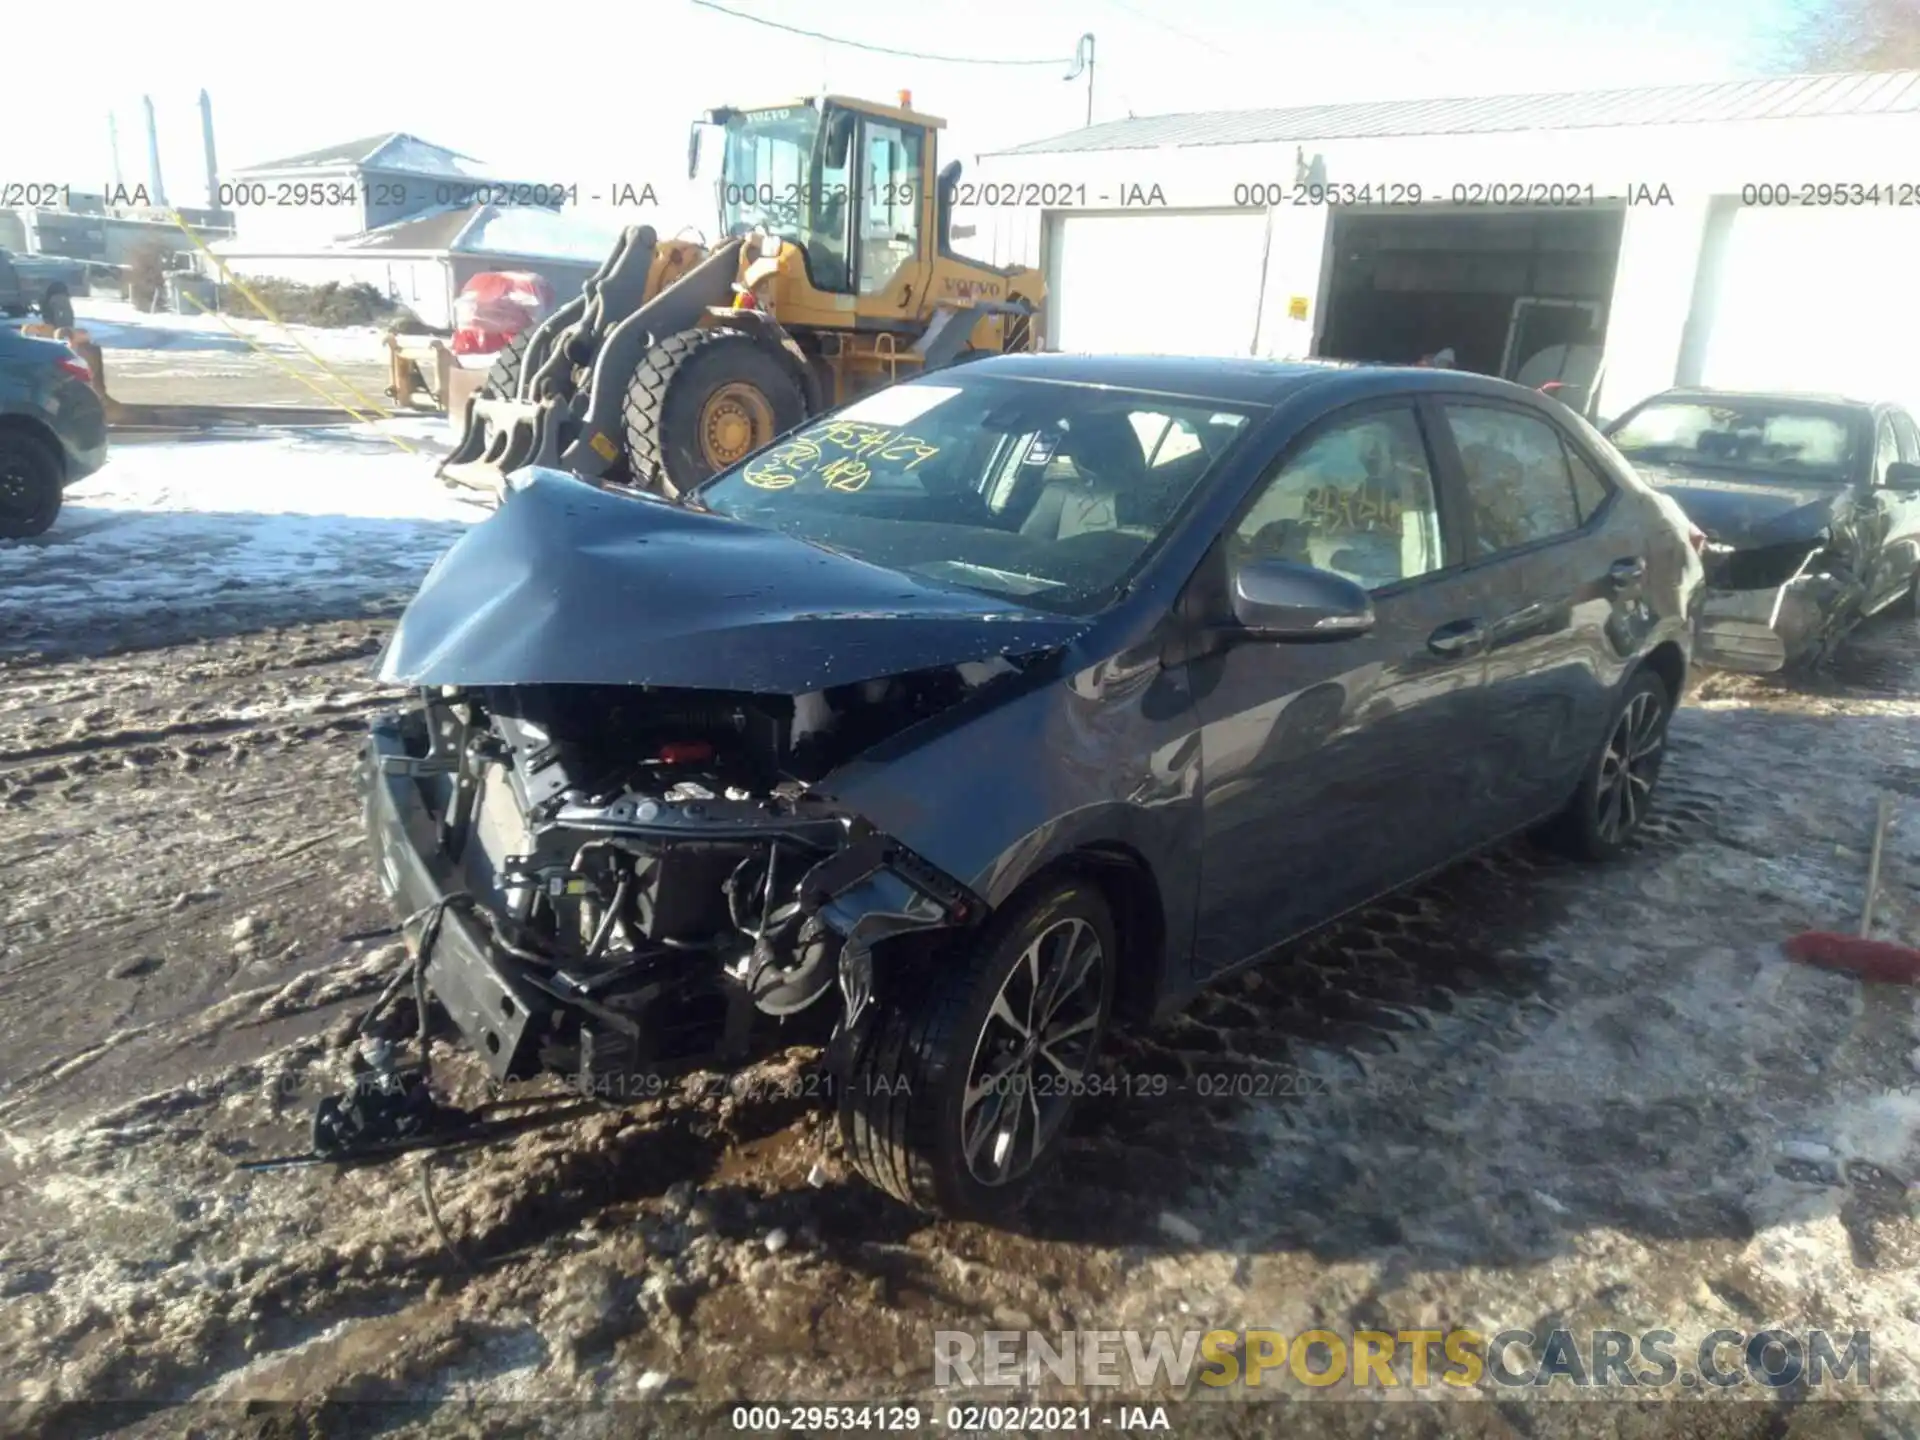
38;296;392;365
0;422;478;656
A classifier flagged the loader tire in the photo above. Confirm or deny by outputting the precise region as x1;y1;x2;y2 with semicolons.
623;327;806;498
480;331;531;400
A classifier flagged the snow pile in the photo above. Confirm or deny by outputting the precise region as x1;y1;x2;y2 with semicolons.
69;297;385;365
0;426;480;653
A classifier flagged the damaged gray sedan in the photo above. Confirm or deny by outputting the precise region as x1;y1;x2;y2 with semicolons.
1605;389;1920;672
354;356;1699;1219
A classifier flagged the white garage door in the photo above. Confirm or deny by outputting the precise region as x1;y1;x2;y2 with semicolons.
1696;204;1920;415
1047;210;1270;356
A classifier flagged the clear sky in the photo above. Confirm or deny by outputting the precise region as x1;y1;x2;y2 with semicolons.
6;0;1808;228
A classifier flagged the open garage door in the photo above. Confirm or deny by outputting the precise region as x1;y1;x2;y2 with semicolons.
1317;208;1626;413
1689;204;1920;416
1046;210;1270;355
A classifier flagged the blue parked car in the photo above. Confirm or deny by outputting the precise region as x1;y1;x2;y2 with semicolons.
0;327;108;538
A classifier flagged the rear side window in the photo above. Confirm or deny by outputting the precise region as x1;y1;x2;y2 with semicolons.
1443;404;1588;558
1566;445;1614;523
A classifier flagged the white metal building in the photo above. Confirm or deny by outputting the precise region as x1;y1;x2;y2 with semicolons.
961;70;1920;420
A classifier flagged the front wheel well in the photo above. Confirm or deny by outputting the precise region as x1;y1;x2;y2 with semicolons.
1637;640;1688;706
982;845;1167;1023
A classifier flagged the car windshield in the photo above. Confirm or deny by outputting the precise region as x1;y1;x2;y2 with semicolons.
1608;400;1857;481
692;374;1260;615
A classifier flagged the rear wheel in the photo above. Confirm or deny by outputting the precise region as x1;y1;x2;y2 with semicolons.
1536;668;1672;861
0;430;64;539
838;879;1116;1219
622;327;806;498
40;289;73;330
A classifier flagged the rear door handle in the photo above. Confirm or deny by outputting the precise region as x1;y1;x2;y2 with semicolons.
1428;618;1486;657
1607;556;1647;589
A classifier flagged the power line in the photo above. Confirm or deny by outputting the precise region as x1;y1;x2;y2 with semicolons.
690;0;1078;65
1100;0;1236;58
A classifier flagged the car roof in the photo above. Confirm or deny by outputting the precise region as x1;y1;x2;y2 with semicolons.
954;351;1556;410
1634;386;1888;413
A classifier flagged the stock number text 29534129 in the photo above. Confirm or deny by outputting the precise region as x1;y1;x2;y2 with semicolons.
1743;182;1920;206
1234;182;1424;207
721;181;920;207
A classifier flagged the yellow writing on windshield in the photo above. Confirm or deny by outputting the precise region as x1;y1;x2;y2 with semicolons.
821;457;873;492
743;437;820;490
741;423;941;492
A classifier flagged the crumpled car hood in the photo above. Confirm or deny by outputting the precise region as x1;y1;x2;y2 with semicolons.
377;469;1090;693
1632;464;1846;548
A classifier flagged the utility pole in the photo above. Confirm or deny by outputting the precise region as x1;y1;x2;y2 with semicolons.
1066;34;1096;126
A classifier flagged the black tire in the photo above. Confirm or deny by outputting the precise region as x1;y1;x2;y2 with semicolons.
39;289;73;330
1535;668;1673;861
622;327;807;498
0;429;64;539
838;878;1117;1220
479;329;531;400
1890;566;1920;618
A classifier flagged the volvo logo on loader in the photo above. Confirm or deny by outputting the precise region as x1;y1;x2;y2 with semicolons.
943;278;1004;301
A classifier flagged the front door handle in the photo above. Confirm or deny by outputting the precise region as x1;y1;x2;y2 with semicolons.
1428;618;1486;657
1607;556;1648;589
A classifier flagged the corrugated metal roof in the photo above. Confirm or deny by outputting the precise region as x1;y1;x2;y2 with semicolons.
996;70;1920;155
237;132;484;176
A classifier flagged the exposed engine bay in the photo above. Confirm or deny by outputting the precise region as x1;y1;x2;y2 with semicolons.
356;662;1010;1121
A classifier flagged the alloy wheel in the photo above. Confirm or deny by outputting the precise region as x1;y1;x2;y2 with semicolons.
958;916;1108;1187
1594;689;1665;845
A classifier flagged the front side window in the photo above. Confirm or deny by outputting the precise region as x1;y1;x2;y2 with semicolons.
1231;406;1445;592
694;376;1258;614
1873;416;1900;486
1892;411;1920;464
1444;404;1586;558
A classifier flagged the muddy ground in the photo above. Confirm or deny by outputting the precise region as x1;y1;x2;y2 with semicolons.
3;568;1920;1437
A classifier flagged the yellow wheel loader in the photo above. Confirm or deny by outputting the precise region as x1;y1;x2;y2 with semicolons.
438;94;1046;500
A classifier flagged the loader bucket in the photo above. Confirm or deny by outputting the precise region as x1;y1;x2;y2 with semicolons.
432;225;663;499
436;396;560;494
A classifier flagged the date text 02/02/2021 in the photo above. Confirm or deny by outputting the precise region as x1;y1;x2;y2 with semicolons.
728;1404;1172;1432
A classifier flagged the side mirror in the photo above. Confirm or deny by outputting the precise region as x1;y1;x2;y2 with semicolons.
1229;558;1375;640
687;123;703;181
1887;460;1920;491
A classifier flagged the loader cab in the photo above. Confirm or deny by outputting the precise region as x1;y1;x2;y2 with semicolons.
698;96;938;303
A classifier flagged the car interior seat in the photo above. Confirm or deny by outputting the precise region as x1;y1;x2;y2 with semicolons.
1018;411;1150;541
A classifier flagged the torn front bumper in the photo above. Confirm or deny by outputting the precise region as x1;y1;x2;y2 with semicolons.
356;709;983;1085
359;713;550;1080
1692;575;1850;674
